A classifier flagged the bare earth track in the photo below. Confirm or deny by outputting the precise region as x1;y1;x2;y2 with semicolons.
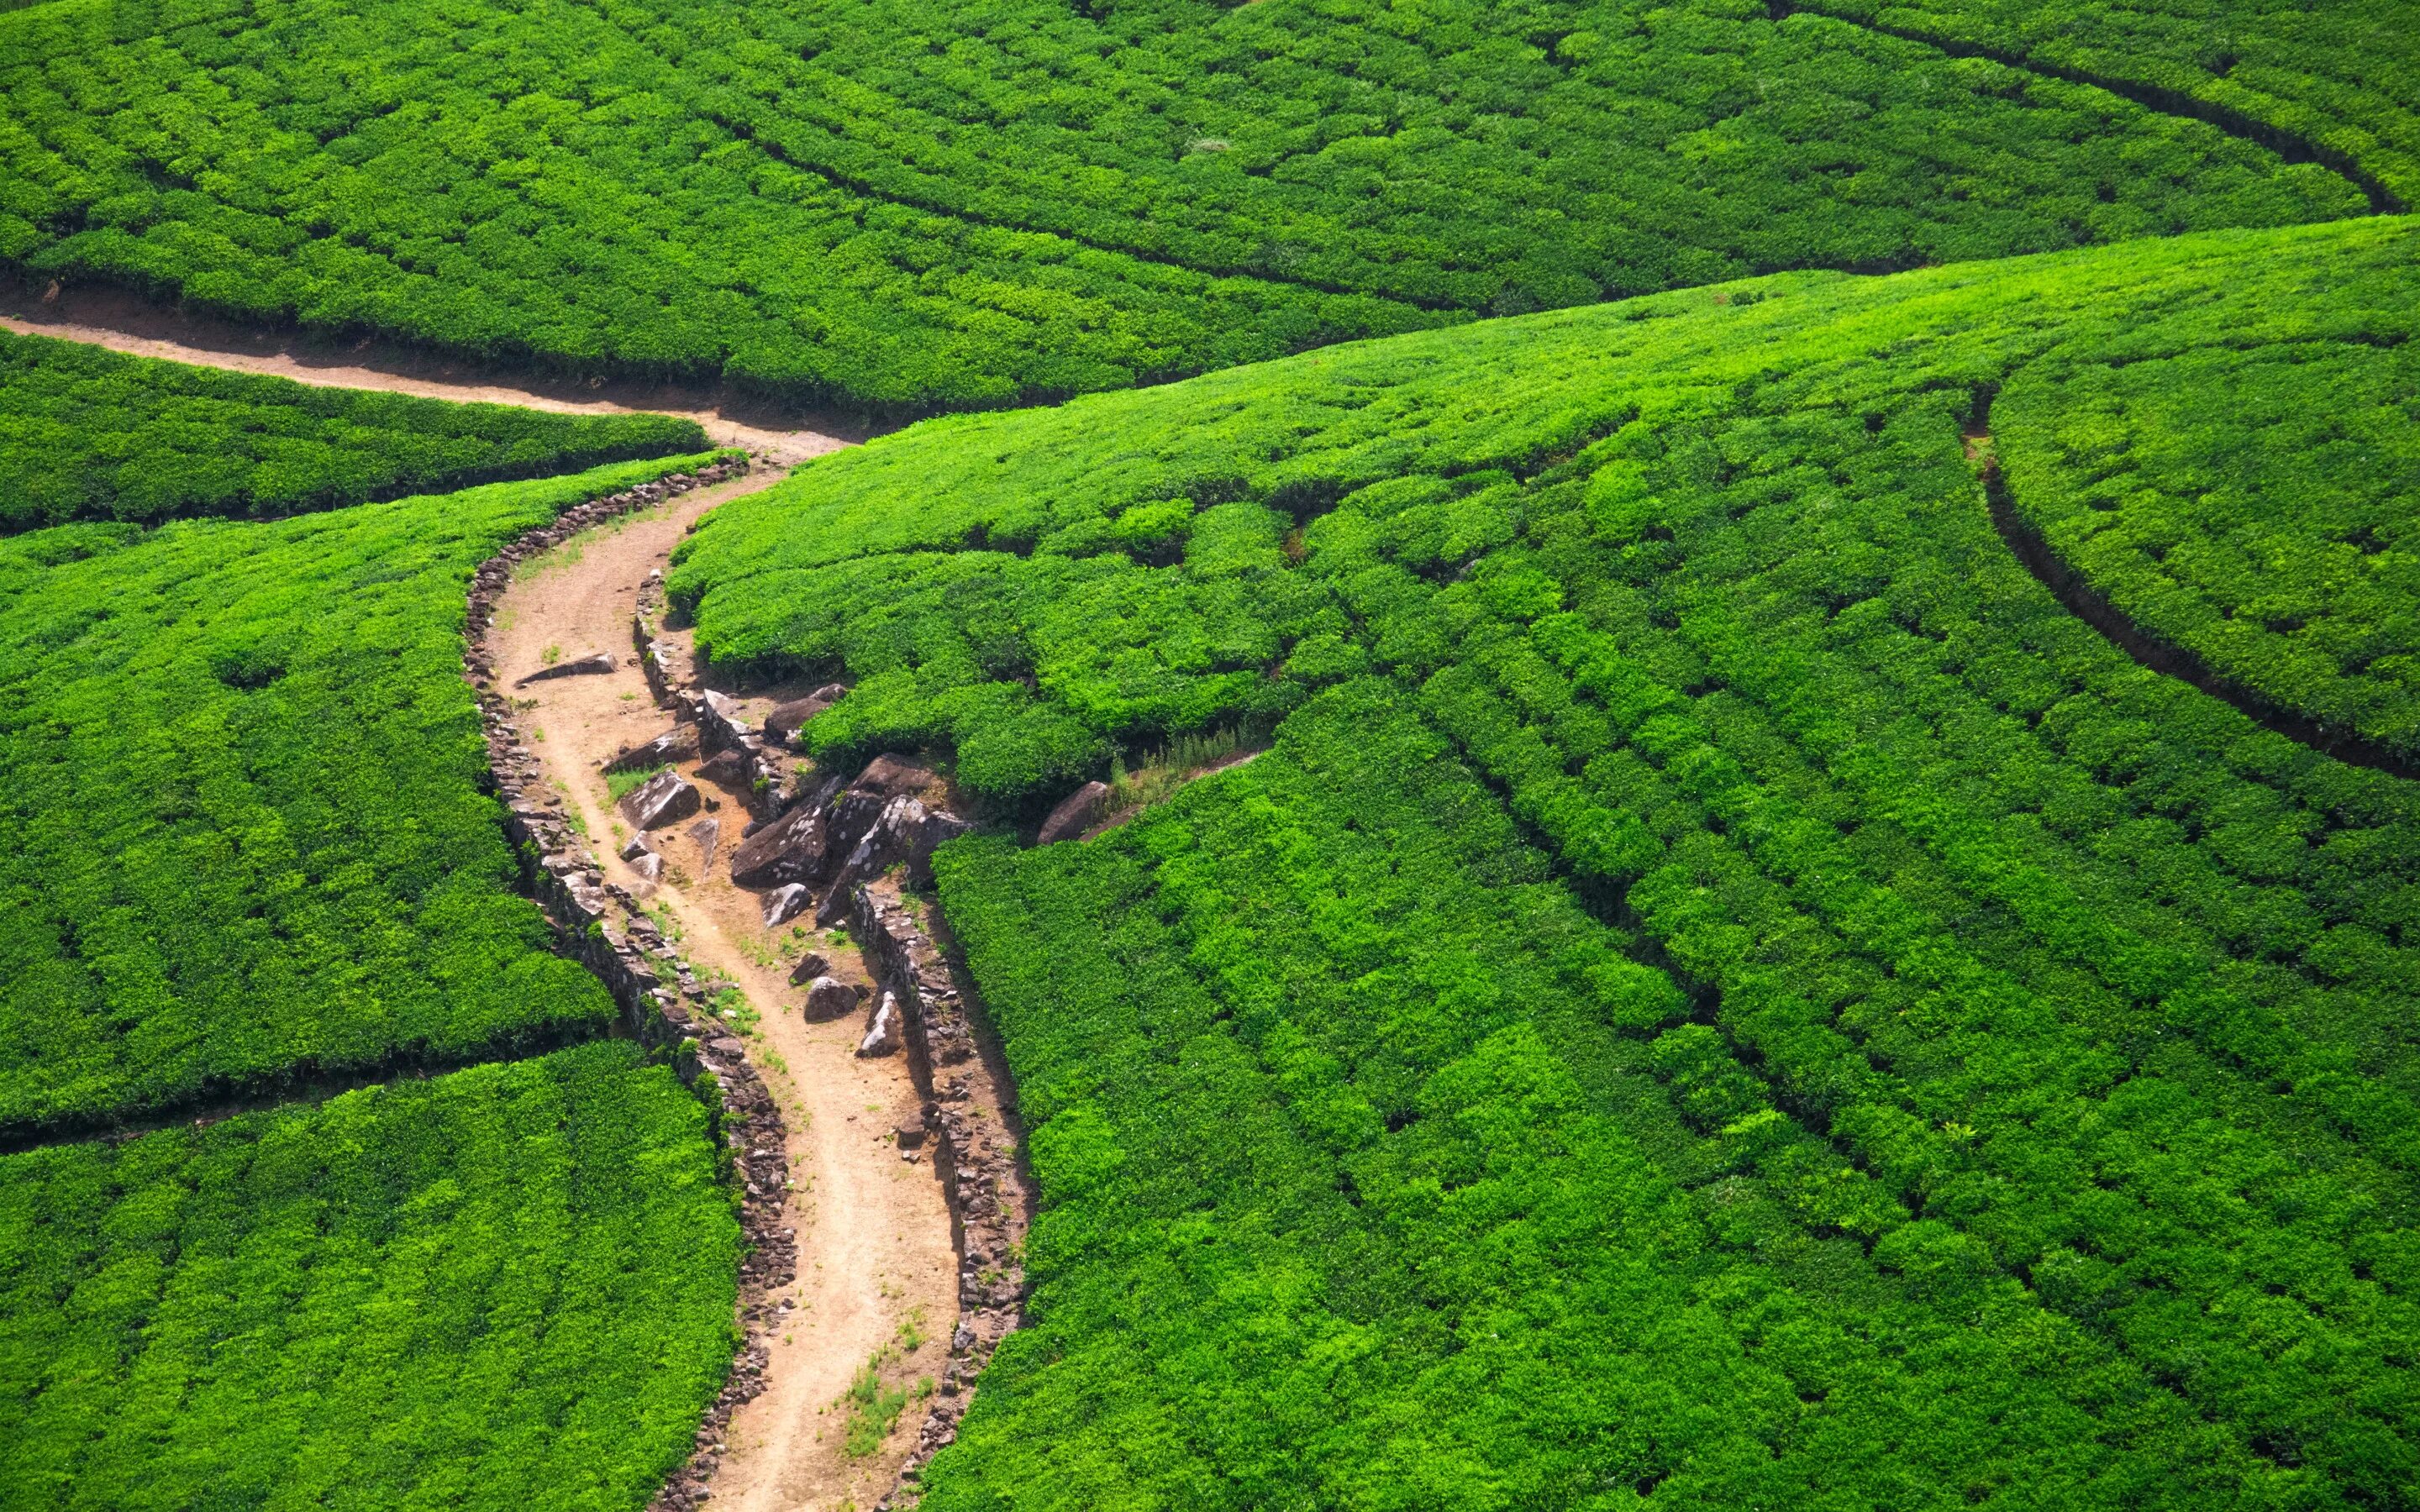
492;481;961;1511
0;280;870;463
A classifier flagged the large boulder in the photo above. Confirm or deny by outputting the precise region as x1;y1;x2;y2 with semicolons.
803;975;860;1021
763;683;850;747
815;795;974;924
687;816;722;874
762;884;813;927
856;991;902;1058
618;769;701;830
821;755;950;880
786;952;832;985
696;747;754;790
1036;780;1111;845
605;726;699;774
699;689;751;754
514;651;615;686
728;803;827;888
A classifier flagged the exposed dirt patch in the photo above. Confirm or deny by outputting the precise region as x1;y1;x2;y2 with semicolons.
0;280;871;465
490;481;959;1512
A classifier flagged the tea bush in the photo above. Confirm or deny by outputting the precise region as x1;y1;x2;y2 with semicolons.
1994;333;2420;763
0;1041;740;1512
675;216;2420;1505
0;0;2375;407
0;449;731;1136
0;328;705;530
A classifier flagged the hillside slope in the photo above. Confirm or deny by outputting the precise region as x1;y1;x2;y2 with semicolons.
671;217;2420;1507
0;0;2387;406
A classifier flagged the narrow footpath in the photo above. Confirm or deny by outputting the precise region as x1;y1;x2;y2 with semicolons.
490;480;961;1512
0;281;861;464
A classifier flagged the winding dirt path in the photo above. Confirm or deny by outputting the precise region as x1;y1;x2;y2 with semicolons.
0;281;870;464
490;483;960;1512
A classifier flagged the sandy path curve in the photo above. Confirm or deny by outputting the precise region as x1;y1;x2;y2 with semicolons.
0;281;871;465
492;485;959;1509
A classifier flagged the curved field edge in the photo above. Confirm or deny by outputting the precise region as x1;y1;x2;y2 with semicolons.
0;449;734;1142
0;324;709;533
0;0;2379;409
668;217;2420;1508
0;1040;743;1512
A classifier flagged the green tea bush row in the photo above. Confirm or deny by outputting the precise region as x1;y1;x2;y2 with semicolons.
0;328;705;530
0;1040;741;1512
0;0;2365;407
929;685;2309;1509
674;218;2420;1503
0;449;729;1135
1995;333;2420;763
1794;0;2420;209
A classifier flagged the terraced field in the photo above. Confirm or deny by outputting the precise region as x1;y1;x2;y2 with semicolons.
3;0;2416;1507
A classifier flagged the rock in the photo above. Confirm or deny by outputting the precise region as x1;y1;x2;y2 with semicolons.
856;991;901;1057
895;1118;928;1150
762;683;850;746
786;953;832;985
817;795;975;923
618;834;653;862
1036;780;1111;845
697;747;754;790
688;816;722;873
762;884;813;927
699;689;750;753
728;803;827;888
513;651;615;686
630;852;665;882
803;974;858;1021
619;769;702;830
605;725;700;773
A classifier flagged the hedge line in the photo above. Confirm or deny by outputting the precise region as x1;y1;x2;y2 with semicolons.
0;328;706;531
673;217;2420;1504
0;0;2366;407
1995;331;2420;763
0;1041;741;1512
0;449;729;1135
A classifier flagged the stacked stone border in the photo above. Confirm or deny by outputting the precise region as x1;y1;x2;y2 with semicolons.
460;454;799;1512
853;884;1034;1505
630;562;1034;1509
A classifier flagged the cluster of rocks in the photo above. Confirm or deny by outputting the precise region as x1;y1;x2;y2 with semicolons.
854;886;1034;1509
458;458;802;1512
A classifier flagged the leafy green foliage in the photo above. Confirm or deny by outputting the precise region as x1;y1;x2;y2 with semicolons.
0;328;706;530
0;1041;741;1512
1996;332;2420;760
0;0;2367;407
0;450;730;1136
676;218;2420;1505
1794;0;2420;208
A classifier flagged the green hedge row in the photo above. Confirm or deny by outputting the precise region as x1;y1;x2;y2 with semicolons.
1794;0;2420;209
0;0;2366;407
0;449;729;1136
1995;333;2420;762
673;217;2420;1503
0;328;706;531
0;1041;740;1512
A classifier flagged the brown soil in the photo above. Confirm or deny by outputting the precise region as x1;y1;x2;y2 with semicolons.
0;281;871;465
491;480;958;1512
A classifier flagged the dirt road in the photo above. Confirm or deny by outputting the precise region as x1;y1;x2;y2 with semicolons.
0;281;866;465
491;480;960;1511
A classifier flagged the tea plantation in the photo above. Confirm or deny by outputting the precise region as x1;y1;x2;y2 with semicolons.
2;0;2400;406
0;328;705;530
671;214;2420;1507
0;451;735;1137
0;1042;739;1512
